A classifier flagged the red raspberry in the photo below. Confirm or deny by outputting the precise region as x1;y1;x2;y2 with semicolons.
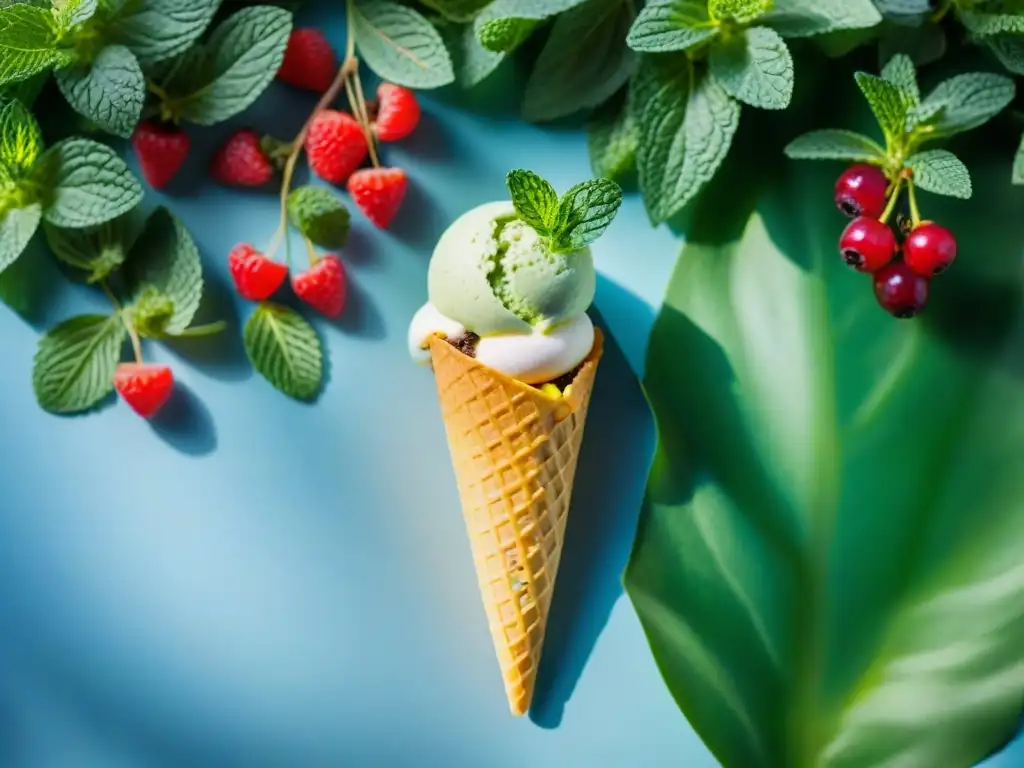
229;243;289;301
903;221;957;277
292;254;346;317
276;28;337;93
347;167;407;229
305;110;368;185
211;129;274;187
131;121;190;189
114;363;175;419
838;216;896;272
373;83;421;142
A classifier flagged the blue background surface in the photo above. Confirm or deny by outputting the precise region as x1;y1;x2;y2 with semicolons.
0;4;1022;766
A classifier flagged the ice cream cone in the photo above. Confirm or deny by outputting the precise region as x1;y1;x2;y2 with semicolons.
427;329;604;716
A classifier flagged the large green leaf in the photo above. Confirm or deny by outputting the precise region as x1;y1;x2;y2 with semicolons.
625;73;1024;767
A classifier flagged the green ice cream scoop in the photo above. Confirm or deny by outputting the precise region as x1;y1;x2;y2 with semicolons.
427;201;596;336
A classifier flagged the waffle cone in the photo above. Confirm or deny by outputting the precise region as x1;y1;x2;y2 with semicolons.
427;329;603;716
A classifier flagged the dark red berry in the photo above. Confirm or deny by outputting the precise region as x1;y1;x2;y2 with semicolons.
903;221;957;277
835;164;888;219
839;216;896;272
873;261;930;319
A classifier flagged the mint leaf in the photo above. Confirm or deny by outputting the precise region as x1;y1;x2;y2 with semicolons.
0;70;49;107
506;169;558;232
958;10;1024;36
854;71;907;142
1014;132;1024;185
0;96;42;183
784;129;886;162
638;66;740;224
125;207;202;335
626;0;719;54
43;214;131;283
244;302;323;401
32;313;125;414
474;0;589;53
587;93;637;182
477;17;538;51
0;203;41;272
456;21;506;86
419;0;493;22
521;0;634;123
986;35;1024;77
915;73;1016;140
352;0;455;89
906;149;972;199
130;285;176;339
762;0;882;38
709;26;793;110
109;0;220;65
55;45;144;139
708;0;772;24
0;3;71;86
53;0;97;29
287;185;350;249
881;52;919;106
553;177;623;251
32;138;142;228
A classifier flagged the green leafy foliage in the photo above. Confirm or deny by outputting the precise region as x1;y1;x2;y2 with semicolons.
55;44;145;138
906;149;972;199
914;72;1016;140
0;203;41;272
587;92;638;182
32;313;125;414
1014;133;1024;185
760;0;882;38
43;214;132;283
0;2;73;86
287;186;351;249
709;26;793;110
626;0;719;54
783;129;885;162
854;71;907;142
474;0;589;55
352;0;455;89
0;96;42;183
108;0;221;65
708;0;771;24
506;168;559;232
244;302;323;401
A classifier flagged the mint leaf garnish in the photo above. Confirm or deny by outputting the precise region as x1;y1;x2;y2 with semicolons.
0;3;72;86
906;150;972;199
55;44;145;139
626;0;719;54
108;0;221;65
709;26;793;110
587;92;638;182
32;313;126;414
783;129;886;162
125;207;202;335
0;96;42;183
986;35;1024;77
244;302;323;401
506;169;559;233
854;71;907;142
915;72;1016;140
43;215;131;283
130;285;176;339
553;177;623;251
881;53;919;107
0;203;41;273
761;0;882;38
352;0;455;89
708;0;772;24
522;0;634;122
287;186;351;249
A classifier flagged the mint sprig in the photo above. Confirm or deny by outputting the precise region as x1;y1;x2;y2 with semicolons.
505;169;623;252
244;302;324;402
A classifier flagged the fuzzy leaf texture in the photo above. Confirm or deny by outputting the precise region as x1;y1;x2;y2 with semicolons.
958;9;1024;36
43;215;131;283
244;302;323;401
53;0;98;29
0;3;73;86
108;0;221;65
131;286;176;339
709;26;793;110
626;0;719;54
0;96;42;183
587;93;638;182
55;45;145;139
760;0;882;38
906;150;972;199
553;178;623;251
0;203;41;273
506;169;559;233
783;129;885;162
855;71;907;142
880;53;919;107
708;0;772;24
287;186;351;249
914;73;1016;140
986;35;1024;77
32;313;125;414
454;23;505;86
474;0;590;53
352;0;455;89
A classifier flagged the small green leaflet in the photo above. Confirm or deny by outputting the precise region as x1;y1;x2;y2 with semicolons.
1014;132;1024;185
914;72;1016;140
626;0;719;54
53;0;98;29
880;52;919;107
986;35;1024;77
287;185;350;249
0;96;42;182
43;215;131;283
906;150;972;199
477;16;537;52
506;169;559;232
474;0;590;54
958;10;1024;36
32;138;143;228
55;45;145;139
587;93;638;182
709;25;793;110
708;0;772;24
0;3;73;86
553;178;623;251
521;0;635;123
783;129;886;162
244;302;323;401
125;207;202;335
32;313;126;414
761;0;882;38
109;0;221;65
0;203;41;272
855;71;907;142
455;21;506;86
352;0;455;89
130;285;176;339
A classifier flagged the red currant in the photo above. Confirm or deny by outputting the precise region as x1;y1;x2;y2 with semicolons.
839;216;896;272
903;221;957;277
834;164;889;219
873;261;930;318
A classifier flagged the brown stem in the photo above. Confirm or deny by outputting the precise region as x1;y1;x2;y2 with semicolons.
344;70;380;168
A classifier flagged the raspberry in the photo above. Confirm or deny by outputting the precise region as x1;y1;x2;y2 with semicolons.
131;121;190;189
838;216;896;272
292;254;346;317
114;363;175;419
211;129;274;187
229;243;289;301
873;261;930;319
903;221;957;277
373;83;421;142
276;28;337;93
834;164;889;219
347;167;407;229
305;110;368;185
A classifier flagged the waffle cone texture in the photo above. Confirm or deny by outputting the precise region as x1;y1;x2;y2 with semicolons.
427;329;603;716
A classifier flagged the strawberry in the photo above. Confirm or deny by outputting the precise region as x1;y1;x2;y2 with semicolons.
229;243;289;301
305;110;368;185
211;129;274;187
114;363;175;419
131;121;190;189
277;28;337;93
373;84;421;142
292;255;346;317
347;167;407;229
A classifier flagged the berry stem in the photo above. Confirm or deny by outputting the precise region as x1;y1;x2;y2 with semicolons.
342;0;380;168
303;235;318;266
907;178;922;227
102;280;143;364
879;176;904;224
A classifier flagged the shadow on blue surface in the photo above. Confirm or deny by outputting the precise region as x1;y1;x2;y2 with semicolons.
150;382;217;457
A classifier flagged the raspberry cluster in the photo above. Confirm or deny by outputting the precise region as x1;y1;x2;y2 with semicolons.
834;164;957;319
